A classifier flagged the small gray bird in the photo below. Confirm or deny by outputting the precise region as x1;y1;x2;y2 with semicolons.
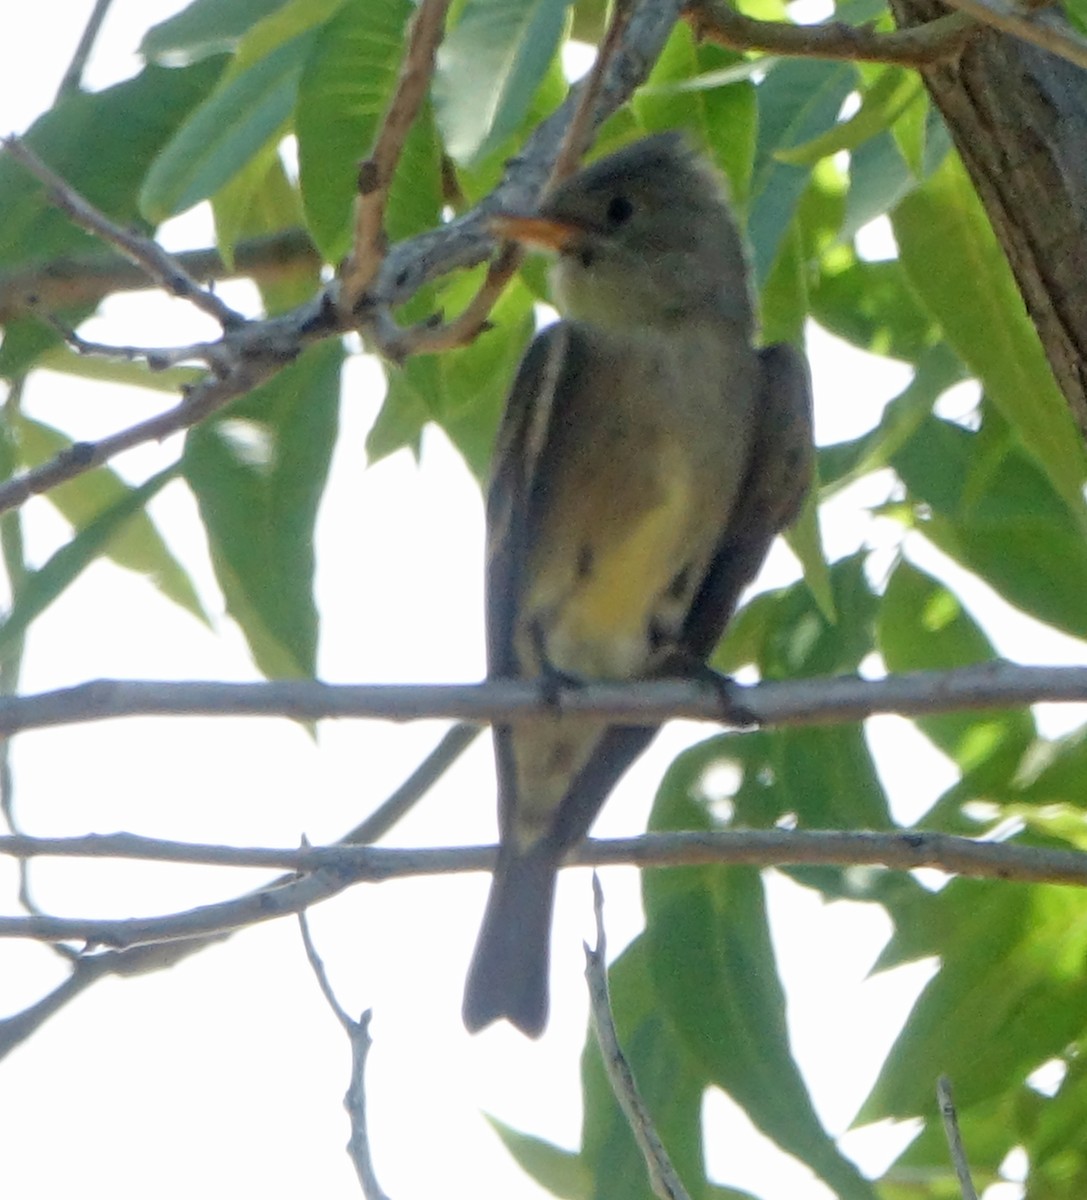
462;132;813;1037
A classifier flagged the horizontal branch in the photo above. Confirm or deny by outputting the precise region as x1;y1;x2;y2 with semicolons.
0;230;320;323
2;827;1087;949
0;661;1084;736
685;0;978;65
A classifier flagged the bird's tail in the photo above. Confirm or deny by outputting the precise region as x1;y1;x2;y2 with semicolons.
462;845;558;1037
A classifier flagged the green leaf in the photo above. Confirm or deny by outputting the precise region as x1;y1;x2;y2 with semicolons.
370;272;534;478
487;1117;591;1200
212;149;317;312
715;551;878;680
141;0;294;61
893;151;1087;527
182;341;343;678
140;32;314;221
643;769;878;1200
841;130;915;242
297;0;442;262
14;416;208;625
811;253;940;363
0;466;177;654
0;57;227;270
434;0;570;165
748;59;858;285
864;879;1087;1120
775;67;921;166
892;410;1087;642
879;561;1035;765
631;23;756;210
818;344;963;490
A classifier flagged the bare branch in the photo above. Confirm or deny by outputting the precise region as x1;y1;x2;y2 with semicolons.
299;913;391;1200
54;0;115;101
340;0;453;310
6;826;1087;951
0;725;478;1060
586;875;692;1200
0;308;326;514
0;230;320;323
0;662;1085;735
937;1076;979;1200
685;0;978;64
2;136;244;328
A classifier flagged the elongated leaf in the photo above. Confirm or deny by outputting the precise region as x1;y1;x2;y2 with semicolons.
748;59;857;285
878;560;1034;768
182;341;342;678
434;0;569;165
15;416;207;625
0;57;226;270
296;0;442;262
644;765;878;1200
842;130;915;242
141;0;293;60
777;67;919;166
486;1117;590;1200
893;151;1087;526
140;33;312;221
892;410;1087;641
0;466;177;653
631;22;756;209
864;879;1087;1119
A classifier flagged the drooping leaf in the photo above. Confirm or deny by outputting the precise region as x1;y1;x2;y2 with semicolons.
296;0;443;262
182;340;343;678
14;415;208;625
434;0;570;165
748;59;857;285
141;0;295;61
893;151;1087;527
0;466;178;654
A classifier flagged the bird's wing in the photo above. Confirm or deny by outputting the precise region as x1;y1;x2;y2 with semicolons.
485;321;587;678
681;341;814;661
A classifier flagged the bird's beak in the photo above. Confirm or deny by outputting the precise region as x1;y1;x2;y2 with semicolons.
488;213;583;252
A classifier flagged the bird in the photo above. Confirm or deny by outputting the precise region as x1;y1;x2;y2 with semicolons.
462;132;813;1037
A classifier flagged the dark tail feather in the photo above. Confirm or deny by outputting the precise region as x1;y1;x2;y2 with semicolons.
462;847;558;1037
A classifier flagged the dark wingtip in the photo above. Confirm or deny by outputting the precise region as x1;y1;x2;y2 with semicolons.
462;848;557;1038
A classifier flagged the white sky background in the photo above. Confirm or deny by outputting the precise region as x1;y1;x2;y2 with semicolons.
2;4;1084;1198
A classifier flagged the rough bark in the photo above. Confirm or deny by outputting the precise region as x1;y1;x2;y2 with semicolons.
892;0;1087;437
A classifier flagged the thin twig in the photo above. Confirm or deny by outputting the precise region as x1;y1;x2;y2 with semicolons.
345;721;481;845
7;826;1087;948
586;875;692;1200
340;0;453;311
2;136;244;328
0;345;298;514
0;662;1086;735
0;724;479;1061
934;0;1087;69
937;1076;979;1200
298;912;391;1200
552;0;638;186
0;230;320;323
685;0;978;64
54;0;115;101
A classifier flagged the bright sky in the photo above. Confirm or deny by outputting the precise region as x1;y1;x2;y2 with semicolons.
2;4;1078;1198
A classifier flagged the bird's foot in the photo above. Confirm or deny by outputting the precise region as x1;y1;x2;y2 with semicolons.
687;663;759;729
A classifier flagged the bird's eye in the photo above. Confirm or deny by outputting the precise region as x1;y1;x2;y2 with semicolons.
606;194;634;225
